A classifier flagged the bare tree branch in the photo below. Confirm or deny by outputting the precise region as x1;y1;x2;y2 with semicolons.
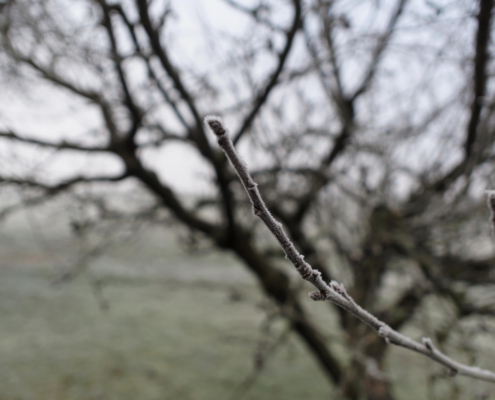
6;51;121;142
109;3;191;131
0;130;109;152
136;0;240;243
351;0;409;101
464;0;494;159
206;115;495;384
407;0;494;208
96;0;143;142
0;173;129;219
223;0;286;32
0;173;129;192
136;0;205;134
232;0;302;144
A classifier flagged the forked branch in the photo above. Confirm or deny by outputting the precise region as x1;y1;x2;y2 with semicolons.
205;115;495;384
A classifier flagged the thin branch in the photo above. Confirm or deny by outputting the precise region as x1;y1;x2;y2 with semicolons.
138;123;190;147
136;0;205;134
232;0;302;145
146;60;191;130
296;11;360;223
464;0;494;158
109;3;191;131
0;173;128;219
407;0;494;207
223;0;286;33
96;0;143;142
205;115;495;384
315;0;345;103
136;0;238;240
0;130;109;152
122;154;219;237
303;25;336;103
351;0;408;101
7;51;121;142
0;173;128;192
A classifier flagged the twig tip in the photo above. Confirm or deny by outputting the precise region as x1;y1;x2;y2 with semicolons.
204;115;228;137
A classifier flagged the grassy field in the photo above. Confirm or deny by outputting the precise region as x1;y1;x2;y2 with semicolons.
0;208;493;400
0;210;335;400
0;265;340;400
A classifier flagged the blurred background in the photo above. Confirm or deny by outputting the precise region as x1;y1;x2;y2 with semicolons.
1;0;495;399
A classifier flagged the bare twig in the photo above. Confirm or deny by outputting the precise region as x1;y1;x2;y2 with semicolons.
205;115;495;384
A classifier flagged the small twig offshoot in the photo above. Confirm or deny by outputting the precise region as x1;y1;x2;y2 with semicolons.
205;115;495;384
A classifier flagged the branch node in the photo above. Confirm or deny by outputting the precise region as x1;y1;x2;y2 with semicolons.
378;325;392;344
309;290;327;301
296;262;314;280
422;337;434;352
330;280;351;301
449;369;459;377
299;268;312;280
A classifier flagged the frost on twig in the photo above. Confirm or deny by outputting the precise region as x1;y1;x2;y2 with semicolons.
205;115;495;384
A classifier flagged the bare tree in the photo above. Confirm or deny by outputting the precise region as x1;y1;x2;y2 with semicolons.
1;0;495;399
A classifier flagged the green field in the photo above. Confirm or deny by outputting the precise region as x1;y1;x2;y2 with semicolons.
0;211;335;400
0;209;493;400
